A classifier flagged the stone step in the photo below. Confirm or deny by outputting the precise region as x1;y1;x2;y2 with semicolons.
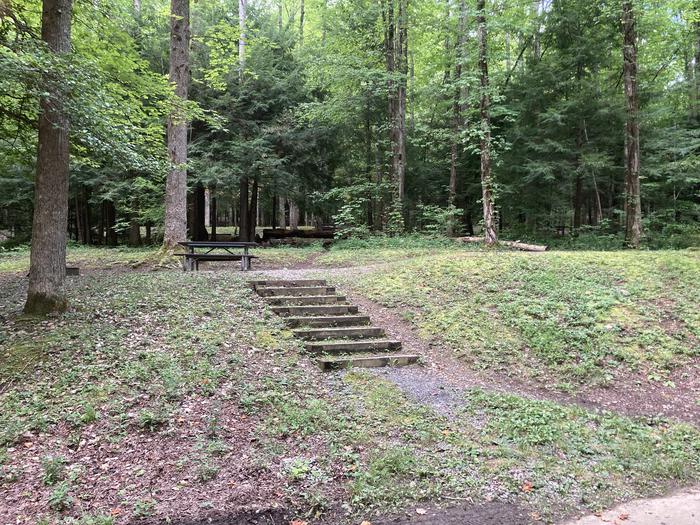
265;295;347;306
284;315;371;328
272;305;359;317
257;286;336;297
305;339;402;354
250;279;327;288
293;326;385;341
317;354;419;371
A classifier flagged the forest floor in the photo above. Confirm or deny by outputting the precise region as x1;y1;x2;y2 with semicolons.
0;243;699;525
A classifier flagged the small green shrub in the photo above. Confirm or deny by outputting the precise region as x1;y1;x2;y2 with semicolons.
137;408;169;431
133;498;156;519
48;481;73;511
42;456;67;485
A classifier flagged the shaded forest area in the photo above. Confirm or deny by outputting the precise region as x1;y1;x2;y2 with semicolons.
1;0;699;250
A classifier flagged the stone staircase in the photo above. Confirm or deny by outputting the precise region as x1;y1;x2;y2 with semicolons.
250;279;419;371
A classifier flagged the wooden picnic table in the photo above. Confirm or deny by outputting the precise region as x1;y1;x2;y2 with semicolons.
177;241;259;271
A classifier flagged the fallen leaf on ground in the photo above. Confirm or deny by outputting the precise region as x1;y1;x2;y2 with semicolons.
416;508;427;515
290;521;308;525
618;513;630;520
360;521;372;525
521;481;533;493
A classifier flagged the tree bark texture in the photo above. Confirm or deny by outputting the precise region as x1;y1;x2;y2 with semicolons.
384;0;408;214
163;0;190;250
448;0;467;236
299;0;305;43
622;1;642;248
239;0;247;81
476;0;497;245
25;0;72;314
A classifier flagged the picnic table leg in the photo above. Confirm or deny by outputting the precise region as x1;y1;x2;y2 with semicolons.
242;246;249;271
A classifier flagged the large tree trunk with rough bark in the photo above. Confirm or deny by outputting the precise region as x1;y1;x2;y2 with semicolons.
622;1;642;248
24;0;72;315
163;0;190;250
476;0;497;245
384;0;408;229
448;0;467;237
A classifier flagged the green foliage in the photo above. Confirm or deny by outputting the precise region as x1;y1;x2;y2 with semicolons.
132;498;156;519
48;481;73;511
42;456;67;486
349;249;700;386
415;204;463;236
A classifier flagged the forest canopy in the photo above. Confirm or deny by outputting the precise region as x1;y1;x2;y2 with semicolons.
1;0;699;250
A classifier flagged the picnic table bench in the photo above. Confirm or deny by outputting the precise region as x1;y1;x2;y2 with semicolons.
177;241;259;271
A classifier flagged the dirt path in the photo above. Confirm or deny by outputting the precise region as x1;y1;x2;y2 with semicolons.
560;486;700;525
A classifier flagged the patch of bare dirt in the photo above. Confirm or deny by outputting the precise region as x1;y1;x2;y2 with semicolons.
373;502;540;525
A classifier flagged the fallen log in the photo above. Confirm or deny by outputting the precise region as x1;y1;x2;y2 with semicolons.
456;236;547;252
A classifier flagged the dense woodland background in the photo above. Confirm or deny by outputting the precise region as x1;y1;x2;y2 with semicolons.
1;0;699;250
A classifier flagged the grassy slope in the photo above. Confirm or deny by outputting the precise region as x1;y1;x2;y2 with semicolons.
1;251;699;523
344;250;700;390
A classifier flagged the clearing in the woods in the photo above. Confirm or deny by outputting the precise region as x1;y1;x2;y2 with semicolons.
1;243;699;524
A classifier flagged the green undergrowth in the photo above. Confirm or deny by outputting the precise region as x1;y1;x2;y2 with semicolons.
343;250;700;388
252;369;700;519
317;235;476;266
1;262;699;522
0;272;296;447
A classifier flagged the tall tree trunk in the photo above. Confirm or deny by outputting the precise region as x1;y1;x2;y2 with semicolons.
104;200;118;246
573;175;583;230
693;18;700;124
384;0;408;228
622;1;642;248
247;179;258;241
476;0;497;245
204;187;211;227
277;195;286;229
299;0;304;43
239;0;247;80
210;188;217;239
163;0;190;250
239;177;249;241
271;193;278;228
592;173;603;225
277;0;282;33
128;219;141;246
448;0;466;237
289;201;300;230
365;96;374;228
573;125;584;230
74;188;91;244
25;0;72;314
192;183;207;240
